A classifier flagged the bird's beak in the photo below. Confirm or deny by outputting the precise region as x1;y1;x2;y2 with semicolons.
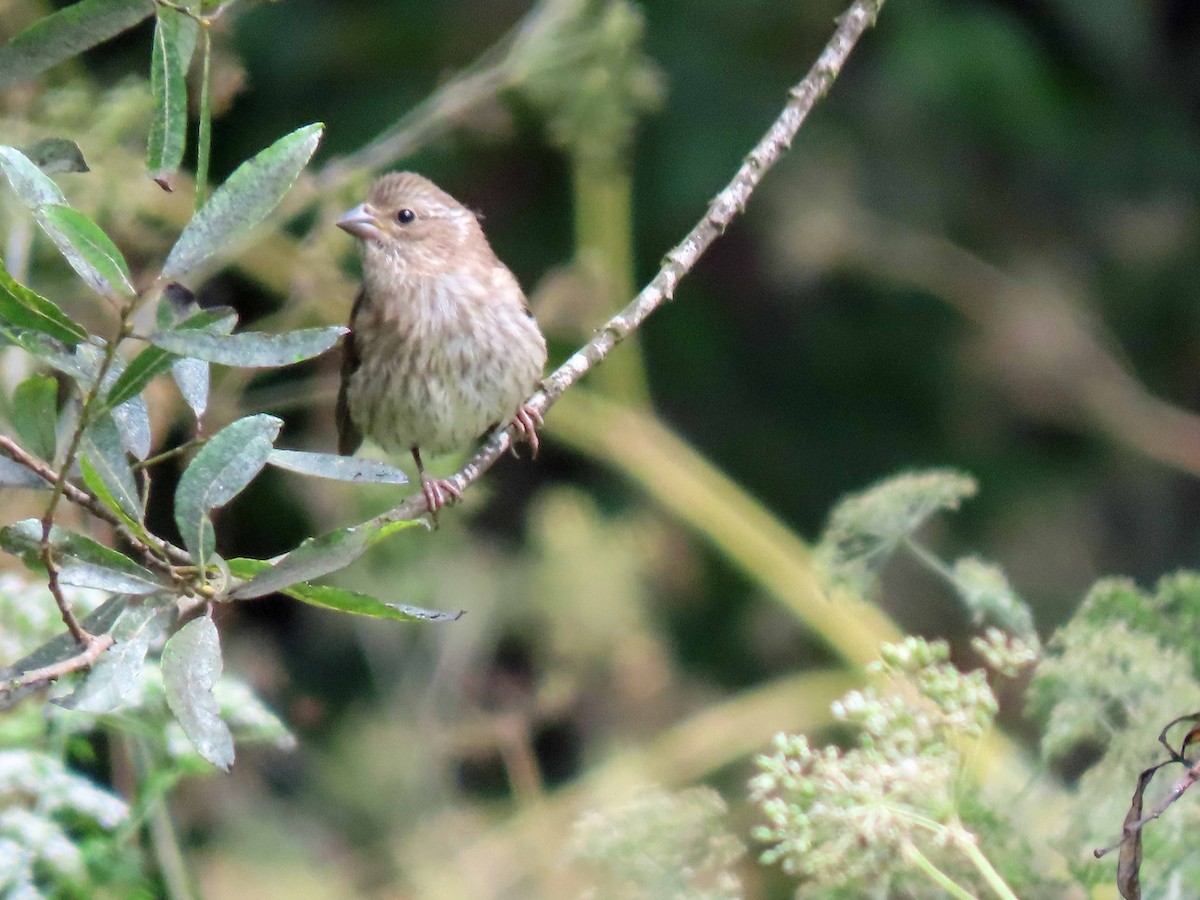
336;203;386;242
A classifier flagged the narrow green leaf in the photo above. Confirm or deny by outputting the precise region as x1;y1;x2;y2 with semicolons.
102;307;237;411
78;456;147;539
266;449;408;484
161;615;234;770
0;456;48;489
173;414;281;565
0;258;88;346
22;137;89;174
0;145;68;207
80;415;142;522
147;7;198;183
12;374;58;460
0;518;161;594
228;518;420;600
162;123;324;279
39;204;134;297
0;329;92;383
147;325;346;368
59;602;175;713
227;558;461;621
0;596;128;711
0;0;155;89
97;352;151;460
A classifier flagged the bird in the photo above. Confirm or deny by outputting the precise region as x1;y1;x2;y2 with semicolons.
335;172;547;519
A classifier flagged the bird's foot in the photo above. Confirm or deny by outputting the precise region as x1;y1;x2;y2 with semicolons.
421;473;462;525
510;404;544;458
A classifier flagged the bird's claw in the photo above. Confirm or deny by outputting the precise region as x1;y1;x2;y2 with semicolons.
510;404;544;458
421;473;462;526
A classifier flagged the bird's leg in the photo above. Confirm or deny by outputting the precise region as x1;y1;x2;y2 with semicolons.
413;447;461;523
509;404;544;458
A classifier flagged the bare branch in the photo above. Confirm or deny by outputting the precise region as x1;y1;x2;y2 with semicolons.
369;0;886;529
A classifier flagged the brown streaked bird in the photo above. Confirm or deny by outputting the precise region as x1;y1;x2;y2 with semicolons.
335;172;547;517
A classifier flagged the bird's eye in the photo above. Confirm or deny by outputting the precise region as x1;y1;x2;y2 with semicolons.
396;208;415;225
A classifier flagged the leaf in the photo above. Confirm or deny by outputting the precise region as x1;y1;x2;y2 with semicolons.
39;204;134;297
147;325;346;368
97;355;151;461
817;469;978;594
12;374;58;460
227;558;460;621
0;0;155;89
172;358;209;420
162;123;324;279
266;449;407;484
102;308;236;411
950;556;1036;637
161;616;235;770
21;137;89;174
0;456;47;489
147;6;198;182
0;518;161;594
0;595;128;711
58;602;174;713
79;414;142;522
173;414;281;565
228;518;420;600
77;457;144;539
0;257;89;345
0;145;68;207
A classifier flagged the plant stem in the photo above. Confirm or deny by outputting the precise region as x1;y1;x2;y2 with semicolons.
955;831;1020;900
903;841;978;900
571;155;648;403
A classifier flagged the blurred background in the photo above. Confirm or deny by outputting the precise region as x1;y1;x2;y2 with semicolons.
6;0;1200;896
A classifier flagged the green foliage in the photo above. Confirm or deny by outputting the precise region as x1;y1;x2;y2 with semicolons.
146;6;199;181
162;616;235;770
161;122;325;278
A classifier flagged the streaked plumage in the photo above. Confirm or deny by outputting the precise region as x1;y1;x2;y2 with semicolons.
336;172;547;515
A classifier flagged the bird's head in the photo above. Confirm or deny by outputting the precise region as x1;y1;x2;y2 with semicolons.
336;172;486;280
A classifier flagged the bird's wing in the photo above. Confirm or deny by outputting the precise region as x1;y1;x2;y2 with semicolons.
336;288;367;455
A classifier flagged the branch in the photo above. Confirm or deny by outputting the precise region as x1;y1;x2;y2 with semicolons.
3;633;115;695
370;0;885;529
0;435;191;569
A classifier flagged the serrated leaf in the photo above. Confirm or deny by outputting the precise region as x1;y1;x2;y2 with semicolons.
39;204;134;297
21;138;89;174
0;456;48;489
12;374;58;460
0;145;68;207
102;308;236;412
0;596;128;711
147;326;346;368
79;414;142;521
147;7;198;181
173;414;281;565
0;518;161;594
0;257;89;345
59;602;174;713
0;0;155;89
228;518;420;600
162;123;324;279
161;615;234;770
227;558;460;621
266;449;407;484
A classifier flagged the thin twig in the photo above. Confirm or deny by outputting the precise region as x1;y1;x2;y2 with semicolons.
368;0;885;529
0;436;188;571
3;633;115;693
